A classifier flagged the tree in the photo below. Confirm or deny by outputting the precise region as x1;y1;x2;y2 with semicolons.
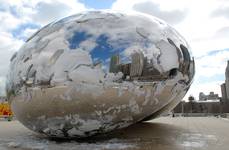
188;95;195;114
188;95;195;102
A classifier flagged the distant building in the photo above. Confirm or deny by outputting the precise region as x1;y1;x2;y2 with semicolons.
220;60;229;102
119;63;130;79
129;51;168;80
199;92;207;101
225;60;229;101
174;60;229;115
221;83;227;102
208;92;219;100
199;92;219;101
109;51;171;81
173;100;229;115
141;58;164;80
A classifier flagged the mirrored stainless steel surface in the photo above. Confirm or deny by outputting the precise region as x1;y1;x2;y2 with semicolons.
6;10;195;138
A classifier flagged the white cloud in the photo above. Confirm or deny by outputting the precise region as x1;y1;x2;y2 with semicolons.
31;0;87;25
0;32;22;50
184;80;223;100
132;1;187;25
214;26;229;38
22;28;38;39
183;50;229;100
211;4;229;20
0;0;87;26
0;31;24;95
196;51;229;78
0;11;24;32
0;0;87;96
112;0;229;57
112;0;229;99
31;1;70;24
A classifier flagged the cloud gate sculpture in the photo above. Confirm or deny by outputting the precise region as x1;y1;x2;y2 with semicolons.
6;11;195;138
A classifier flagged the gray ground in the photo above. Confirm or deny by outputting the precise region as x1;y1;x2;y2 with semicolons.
0;117;229;150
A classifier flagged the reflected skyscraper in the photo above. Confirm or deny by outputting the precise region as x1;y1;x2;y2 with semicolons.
109;55;120;73
109;51;172;81
130;52;144;78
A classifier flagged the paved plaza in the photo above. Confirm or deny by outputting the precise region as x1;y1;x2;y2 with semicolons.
0;117;229;150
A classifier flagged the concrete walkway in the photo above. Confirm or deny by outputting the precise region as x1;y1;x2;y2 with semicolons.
0;117;229;150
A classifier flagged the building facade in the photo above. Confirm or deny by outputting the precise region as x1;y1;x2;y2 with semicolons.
173;101;229;114
130;52;144;78
221;60;229;102
109;55;120;73
199;92;219;101
109;51;169;81
199;92;207;101
225;60;229;101
221;83;227;102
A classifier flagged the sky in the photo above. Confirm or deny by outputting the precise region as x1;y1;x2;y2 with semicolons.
0;0;229;100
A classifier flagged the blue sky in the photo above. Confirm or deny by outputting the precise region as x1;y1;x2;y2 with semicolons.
12;23;40;40
0;0;229;99
79;0;115;9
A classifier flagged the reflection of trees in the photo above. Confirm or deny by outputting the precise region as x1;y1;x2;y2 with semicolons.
188;95;195;113
188;95;195;102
